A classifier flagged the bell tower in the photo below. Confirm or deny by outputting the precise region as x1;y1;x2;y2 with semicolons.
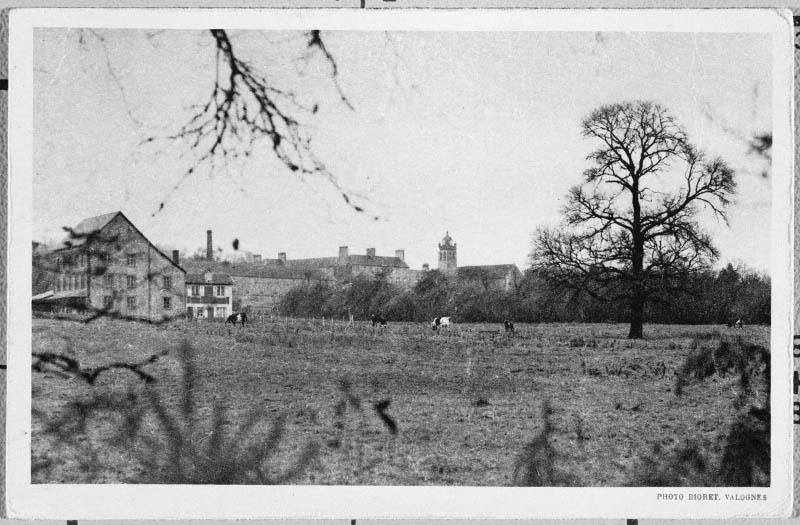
438;231;457;276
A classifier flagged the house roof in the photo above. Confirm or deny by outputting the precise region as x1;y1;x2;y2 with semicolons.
56;211;120;248
185;272;234;285
181;259;330;281
261;255;408;270
52;211;185;274
345;254;408;268
34;289;87;302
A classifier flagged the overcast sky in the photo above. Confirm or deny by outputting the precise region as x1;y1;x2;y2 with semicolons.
33;29;772;272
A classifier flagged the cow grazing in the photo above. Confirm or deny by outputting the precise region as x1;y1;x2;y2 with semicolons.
504;320;515;332
225;312;248;326
431;316;452;330
371;314;388;327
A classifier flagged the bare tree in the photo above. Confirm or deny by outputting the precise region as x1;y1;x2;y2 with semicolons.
77;29;366;215
532;101;736;338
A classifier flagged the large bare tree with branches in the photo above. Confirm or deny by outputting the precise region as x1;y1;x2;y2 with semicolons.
531;101;736;338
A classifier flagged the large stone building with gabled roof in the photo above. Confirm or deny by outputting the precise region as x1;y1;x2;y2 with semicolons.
33;211;186;321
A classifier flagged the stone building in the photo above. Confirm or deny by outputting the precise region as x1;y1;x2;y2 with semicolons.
180;230;522;313
438;231;457;276
457;264;523;293
436;232;522;293
33;211;186;321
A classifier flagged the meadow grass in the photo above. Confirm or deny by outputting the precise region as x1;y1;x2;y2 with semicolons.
31;317;770;486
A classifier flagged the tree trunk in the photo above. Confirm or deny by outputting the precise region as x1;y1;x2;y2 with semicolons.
628;287;644;339
629;175;645;339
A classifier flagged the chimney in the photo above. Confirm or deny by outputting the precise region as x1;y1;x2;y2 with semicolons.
366;248;376;257
395;249;405;262
172;250;180;265
206;230;213;261
253;254;262;264
278;252;287;264
338;246;349;265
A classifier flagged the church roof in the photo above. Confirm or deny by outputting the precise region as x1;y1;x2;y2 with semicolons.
439;231;455;248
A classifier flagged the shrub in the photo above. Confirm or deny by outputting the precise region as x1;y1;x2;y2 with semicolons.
35;341;318;484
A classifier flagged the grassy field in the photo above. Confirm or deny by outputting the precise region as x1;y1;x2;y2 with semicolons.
31;317;770;486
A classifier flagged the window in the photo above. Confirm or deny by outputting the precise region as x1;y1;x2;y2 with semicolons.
126;253;136;267
79;274;86;289
163;276;172;290
204;286;213;297
103;296;113;308
216;307;226;318
216;285;225;296
126;275;136;289
126;296;136;310
191;285;200;296
105;273;114;287
163;297;172;310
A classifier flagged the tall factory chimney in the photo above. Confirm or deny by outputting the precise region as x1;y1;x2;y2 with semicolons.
206;230;213;261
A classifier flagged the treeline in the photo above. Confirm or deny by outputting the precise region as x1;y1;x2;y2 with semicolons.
278;263;770;325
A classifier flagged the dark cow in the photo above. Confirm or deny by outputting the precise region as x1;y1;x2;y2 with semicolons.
431;316;452;330
504;320;515;332
225;312;248;326
371;314;388;327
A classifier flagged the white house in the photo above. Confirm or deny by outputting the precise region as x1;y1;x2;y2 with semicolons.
185;270;234;320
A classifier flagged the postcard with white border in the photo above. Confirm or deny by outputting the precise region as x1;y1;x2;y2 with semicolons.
5;7;795;519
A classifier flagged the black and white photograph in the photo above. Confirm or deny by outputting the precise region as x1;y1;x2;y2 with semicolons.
6;7;794;519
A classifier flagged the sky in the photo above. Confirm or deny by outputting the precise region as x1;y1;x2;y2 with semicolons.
32;29;773;272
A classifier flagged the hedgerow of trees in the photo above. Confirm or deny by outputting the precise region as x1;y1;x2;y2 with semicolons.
277;263;769;325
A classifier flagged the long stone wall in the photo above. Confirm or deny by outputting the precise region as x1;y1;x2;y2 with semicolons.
387;268;425;289
232;275;330;311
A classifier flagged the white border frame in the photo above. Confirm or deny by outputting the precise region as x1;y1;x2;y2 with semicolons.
6;7;795;519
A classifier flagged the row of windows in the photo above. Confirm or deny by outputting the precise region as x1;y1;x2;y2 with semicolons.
102;296;172;310
54;273;174;292
188;285;227;297
54;253;88;270
55;252;140;270
54;274;86;292
102;274;172;290
192;306;228;318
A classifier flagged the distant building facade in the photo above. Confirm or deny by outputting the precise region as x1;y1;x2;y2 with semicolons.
180;230;522;313
34;211;186;321
186;271;234;320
